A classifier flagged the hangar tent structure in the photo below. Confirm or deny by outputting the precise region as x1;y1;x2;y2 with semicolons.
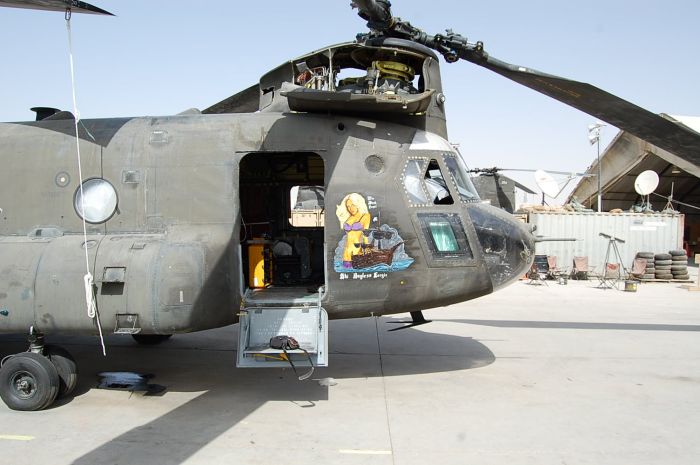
567;114;700;258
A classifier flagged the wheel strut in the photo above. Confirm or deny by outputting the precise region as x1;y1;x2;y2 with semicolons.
27;326;45;354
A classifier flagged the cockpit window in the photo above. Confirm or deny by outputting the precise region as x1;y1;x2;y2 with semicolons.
403;158;459;206
403;159;430;205
444;153;480;202
424;159;454;205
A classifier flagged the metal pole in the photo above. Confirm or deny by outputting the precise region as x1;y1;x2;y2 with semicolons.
597;136;602;212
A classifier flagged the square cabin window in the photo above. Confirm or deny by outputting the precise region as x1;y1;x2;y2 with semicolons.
418;213;472;259
428;220;459;252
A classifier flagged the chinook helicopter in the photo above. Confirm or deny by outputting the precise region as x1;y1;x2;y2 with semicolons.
1;0;699;411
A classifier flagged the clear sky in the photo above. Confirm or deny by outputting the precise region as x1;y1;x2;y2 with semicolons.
1;0;698;200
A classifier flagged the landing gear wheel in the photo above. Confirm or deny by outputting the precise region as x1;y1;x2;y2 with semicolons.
131;334;172;345
44;345;78;398
0;352;60;411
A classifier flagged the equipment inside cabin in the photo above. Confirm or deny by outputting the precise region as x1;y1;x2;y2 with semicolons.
240;152;325;291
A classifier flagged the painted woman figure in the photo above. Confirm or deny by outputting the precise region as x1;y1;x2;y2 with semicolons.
336;193;371;268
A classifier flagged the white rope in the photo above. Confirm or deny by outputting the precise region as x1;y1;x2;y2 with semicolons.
84;273;97;318
66;10;106;356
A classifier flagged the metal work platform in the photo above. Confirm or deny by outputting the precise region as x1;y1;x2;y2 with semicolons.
242;286;320;306
237;287;328;368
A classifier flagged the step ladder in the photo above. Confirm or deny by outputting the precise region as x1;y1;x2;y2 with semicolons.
236;289;328;369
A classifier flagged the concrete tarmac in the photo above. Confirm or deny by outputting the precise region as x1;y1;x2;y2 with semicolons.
1;277;699;465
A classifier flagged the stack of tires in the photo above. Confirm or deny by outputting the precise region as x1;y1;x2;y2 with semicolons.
636;251;655;280
654;253;674;280
669;250;690;280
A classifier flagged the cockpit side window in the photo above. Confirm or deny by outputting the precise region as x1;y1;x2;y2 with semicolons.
402;158;458;207
402;159;430;205
424;159;454;205
443;153;480;202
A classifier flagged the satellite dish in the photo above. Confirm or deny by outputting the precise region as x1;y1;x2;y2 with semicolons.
634;170;659;195
534;169;560;198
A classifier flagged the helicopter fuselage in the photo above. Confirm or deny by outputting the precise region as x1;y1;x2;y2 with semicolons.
0;39;534;337
0;110;533;335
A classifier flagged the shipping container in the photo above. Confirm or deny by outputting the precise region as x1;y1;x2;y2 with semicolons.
528;212;684;276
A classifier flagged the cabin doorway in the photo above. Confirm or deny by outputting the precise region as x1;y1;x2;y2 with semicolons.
239;152;325;302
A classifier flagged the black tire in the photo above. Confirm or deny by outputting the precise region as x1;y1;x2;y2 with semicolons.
655;274;673;280
655;264;671;270
673;274;690;280
670;265;688;271
654;253;672;261
636;252;654;259
132;334;173;345
44;345;78;398
672;256;688;262
0;352;59;411
642;274;655;280
669;250;686;256
655;259;672;266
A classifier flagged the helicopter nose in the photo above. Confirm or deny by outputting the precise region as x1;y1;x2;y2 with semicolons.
467;204;535;290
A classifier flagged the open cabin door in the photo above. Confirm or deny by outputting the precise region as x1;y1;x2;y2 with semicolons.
237;152;328;369
238;152;326;295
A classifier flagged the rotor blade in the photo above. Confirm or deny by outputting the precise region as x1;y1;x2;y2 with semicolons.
0;0;113;15
464;52;700;165
351;5;700;165
471;167;589;176
489;168;539;173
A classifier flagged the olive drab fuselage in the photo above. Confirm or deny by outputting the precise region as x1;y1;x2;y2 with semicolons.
0;40;535;336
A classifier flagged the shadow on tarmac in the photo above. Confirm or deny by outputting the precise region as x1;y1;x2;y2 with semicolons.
441;319;700;332
0;316;495;465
